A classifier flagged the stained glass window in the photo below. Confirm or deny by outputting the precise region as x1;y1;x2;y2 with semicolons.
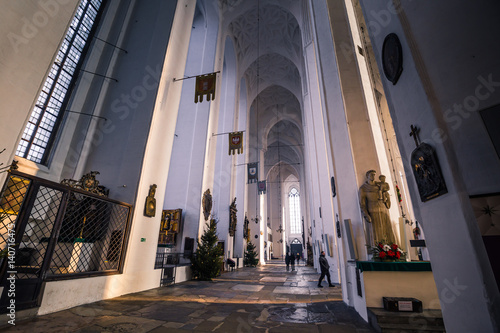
289;188;301;234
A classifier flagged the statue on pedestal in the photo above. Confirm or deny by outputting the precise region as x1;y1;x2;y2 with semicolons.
359;170;396;245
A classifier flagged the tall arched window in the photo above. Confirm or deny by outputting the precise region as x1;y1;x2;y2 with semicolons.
288;188;301;234
16;0;105;164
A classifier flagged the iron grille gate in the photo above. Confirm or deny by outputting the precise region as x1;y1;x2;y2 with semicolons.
0;171;132;312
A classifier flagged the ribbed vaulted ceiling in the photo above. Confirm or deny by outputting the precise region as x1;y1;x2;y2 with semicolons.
223;1;306;185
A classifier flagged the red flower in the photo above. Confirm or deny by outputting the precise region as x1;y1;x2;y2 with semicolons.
387;250;395;257
378;242;383;249
391;244;398;250
379;252;386;259
396;252;401;259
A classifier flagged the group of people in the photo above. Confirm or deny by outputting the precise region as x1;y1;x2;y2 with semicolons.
284;251;335;288
284;252;301;271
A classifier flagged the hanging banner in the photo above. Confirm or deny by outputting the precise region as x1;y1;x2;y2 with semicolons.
248;162;258;183
229;131;243;155
258;181;266;195
194;73;217;103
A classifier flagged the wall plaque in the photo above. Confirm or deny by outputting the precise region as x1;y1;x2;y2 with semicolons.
382;33;403;85
411;143;448;202
144;184;157;217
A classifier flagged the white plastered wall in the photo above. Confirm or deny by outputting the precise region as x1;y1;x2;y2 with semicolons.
302;1;345;284
359;1;500;331
233;77;247;261
310;0;369;313
213;35;237;258
38;0;197;314
162;2;220;257
0;1;80;185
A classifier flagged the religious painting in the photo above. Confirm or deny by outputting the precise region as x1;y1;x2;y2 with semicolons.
158;209;182;246
410;143;447;202
0;176;31;215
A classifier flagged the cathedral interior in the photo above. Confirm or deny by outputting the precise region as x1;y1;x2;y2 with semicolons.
0;0;499;331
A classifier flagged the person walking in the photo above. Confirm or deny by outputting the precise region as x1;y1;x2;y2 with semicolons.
290;252;296;271
318;251;335;287
285;252;290;271
296;253;300;266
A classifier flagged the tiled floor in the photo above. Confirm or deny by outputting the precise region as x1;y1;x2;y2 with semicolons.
1;261;375;332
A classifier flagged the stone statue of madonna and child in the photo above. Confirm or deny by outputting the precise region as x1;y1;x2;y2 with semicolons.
359;169;396;246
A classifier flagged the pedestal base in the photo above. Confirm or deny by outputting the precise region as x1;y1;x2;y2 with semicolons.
356;261;440;310
383;297;423;312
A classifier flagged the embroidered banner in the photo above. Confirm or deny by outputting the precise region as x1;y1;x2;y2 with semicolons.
194;73;216;103
258;181;266;195
228;131;243;155
248;162;258;183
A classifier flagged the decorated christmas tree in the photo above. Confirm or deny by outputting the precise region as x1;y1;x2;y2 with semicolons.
244;241;259;267
191;218;224;281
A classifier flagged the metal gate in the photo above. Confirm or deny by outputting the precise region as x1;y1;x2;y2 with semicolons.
0;172;132;312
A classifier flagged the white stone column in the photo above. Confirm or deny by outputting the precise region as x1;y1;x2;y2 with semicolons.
259;149;266;265
122;0;196;286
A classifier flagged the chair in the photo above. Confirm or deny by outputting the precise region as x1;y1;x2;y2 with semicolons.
226;258;236;271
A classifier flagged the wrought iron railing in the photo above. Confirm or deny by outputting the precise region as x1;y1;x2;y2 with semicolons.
154;252;191;287
0;171;132;281
154;252;191;269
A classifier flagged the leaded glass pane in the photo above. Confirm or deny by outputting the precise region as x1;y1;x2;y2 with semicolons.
16;0;103;164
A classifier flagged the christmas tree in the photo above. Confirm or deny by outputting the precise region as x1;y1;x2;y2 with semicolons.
244;241;259;267
191;218;224;281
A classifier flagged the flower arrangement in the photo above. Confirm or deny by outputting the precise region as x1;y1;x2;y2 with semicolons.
395;184;402;203
372;241;406;261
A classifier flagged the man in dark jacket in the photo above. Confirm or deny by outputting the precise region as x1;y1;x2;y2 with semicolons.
318;251;335;287
285;252;290;271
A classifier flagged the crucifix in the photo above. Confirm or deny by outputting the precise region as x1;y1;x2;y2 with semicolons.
409;125;421;148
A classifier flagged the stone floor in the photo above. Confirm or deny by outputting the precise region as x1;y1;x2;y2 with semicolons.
1;261;375;332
